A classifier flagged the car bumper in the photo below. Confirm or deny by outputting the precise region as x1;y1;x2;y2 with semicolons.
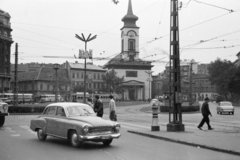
79;133;121;140
0;113;9;116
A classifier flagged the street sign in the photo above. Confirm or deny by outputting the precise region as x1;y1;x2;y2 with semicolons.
79;49;93;59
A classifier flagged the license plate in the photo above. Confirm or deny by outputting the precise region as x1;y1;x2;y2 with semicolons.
102;136;110;139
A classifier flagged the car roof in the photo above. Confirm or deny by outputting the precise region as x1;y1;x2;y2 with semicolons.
220;101;231;103
46;102;89;109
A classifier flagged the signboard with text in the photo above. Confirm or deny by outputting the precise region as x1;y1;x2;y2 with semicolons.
79;49;93;59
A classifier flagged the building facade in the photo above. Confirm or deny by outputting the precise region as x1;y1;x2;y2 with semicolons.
65;61;107;94
0;9;13;93
104;0;153;100
192;74;217;100
11;67;71;101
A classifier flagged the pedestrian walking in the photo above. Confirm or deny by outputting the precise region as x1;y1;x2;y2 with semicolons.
109;95;117;121
198;97;214;130
93;95;103;117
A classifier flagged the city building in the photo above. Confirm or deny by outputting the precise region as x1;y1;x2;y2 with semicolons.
154;61;216;102
103;0;153;100
192;73;217;100
11;67;71;102
65;61;107;94
234;51;240;67
0;9;13;93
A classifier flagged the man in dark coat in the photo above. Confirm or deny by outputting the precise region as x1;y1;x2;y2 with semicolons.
93;95;103;117
198;97;213;130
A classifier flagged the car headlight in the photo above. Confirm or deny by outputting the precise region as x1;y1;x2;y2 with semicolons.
82;125;89;134
3;105;8;112
115;123;121;132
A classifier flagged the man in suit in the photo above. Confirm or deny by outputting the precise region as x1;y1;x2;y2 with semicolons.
198;97;214;130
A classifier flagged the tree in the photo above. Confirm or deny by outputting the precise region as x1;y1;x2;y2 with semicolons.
208;58;236;100
102;69;124;95
72;84;92;93
50;69;71;99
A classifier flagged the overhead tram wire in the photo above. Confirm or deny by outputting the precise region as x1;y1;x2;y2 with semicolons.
139;8;240;51
13;35;74;50
181;29;240;51
193;0;234;12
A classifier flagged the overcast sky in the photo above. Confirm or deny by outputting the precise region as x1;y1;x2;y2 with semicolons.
1;0;240;74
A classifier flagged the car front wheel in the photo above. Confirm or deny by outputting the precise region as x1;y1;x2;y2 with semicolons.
70;131;82;147
37;129;47;141
102;139;112;146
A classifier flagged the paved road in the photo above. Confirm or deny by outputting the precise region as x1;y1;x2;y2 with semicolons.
0;103;239;160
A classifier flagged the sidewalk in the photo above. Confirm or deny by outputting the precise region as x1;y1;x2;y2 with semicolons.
127;122;240;156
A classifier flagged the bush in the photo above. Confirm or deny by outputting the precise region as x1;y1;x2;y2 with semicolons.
8;106;45;114
216;95;225;103
160;105;200;112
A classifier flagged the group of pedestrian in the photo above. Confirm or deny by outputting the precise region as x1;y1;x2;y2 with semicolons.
87;94;117;121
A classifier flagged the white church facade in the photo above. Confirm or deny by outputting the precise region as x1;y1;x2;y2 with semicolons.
104;0;153;100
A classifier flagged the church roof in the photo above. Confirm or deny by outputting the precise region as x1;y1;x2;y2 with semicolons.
121;0;138;28
103;53;153;68
68;62;106;72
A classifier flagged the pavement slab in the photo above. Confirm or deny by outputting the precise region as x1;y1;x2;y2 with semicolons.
128;124;240;156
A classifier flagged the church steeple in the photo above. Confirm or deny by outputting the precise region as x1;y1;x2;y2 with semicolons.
121;0;138;28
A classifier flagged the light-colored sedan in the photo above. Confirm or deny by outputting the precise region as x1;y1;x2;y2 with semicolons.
217;101;234;115
30;102;121;147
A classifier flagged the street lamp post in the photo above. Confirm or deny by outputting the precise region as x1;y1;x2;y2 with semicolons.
75;33;97;103
145;71;153;100
53;63;60;102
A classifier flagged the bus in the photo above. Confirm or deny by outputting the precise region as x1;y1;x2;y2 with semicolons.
70;92;90;103
96;93;121;103
39;94;63;103
0;93;33;104
70;92;121;103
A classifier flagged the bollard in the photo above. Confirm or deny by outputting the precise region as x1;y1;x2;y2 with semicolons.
150;99;160;131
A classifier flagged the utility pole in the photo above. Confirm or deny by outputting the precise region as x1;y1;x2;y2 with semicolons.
75;33;97;103
13;43;18;107
167;0;184;132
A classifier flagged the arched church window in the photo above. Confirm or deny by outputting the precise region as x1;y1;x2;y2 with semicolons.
128;39;135;51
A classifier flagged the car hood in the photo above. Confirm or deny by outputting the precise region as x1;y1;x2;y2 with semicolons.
68;116;115;127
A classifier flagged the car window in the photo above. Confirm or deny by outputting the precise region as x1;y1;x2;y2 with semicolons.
220;102;232;106
46;106;57;115
56;107;66;117
67;105;95;116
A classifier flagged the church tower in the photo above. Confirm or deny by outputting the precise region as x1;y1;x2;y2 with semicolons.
120;0;139;61
104;0;153;100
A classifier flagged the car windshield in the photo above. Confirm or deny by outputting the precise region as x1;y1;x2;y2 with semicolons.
220;102;232;106
67;105;95;116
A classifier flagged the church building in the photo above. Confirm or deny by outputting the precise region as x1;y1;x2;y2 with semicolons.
104;0;153;100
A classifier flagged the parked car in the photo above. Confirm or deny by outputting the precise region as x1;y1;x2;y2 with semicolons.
216;101;234;115
30;102;121;147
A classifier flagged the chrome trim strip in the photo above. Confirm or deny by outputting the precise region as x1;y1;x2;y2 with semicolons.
79;133;121;140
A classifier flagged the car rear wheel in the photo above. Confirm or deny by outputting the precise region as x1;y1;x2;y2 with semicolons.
232;112;234;115
0;116;5;127
70;131;82;148
37;129;47;141
102;139;112;146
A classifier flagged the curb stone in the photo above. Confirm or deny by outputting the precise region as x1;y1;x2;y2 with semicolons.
127;130;240;156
